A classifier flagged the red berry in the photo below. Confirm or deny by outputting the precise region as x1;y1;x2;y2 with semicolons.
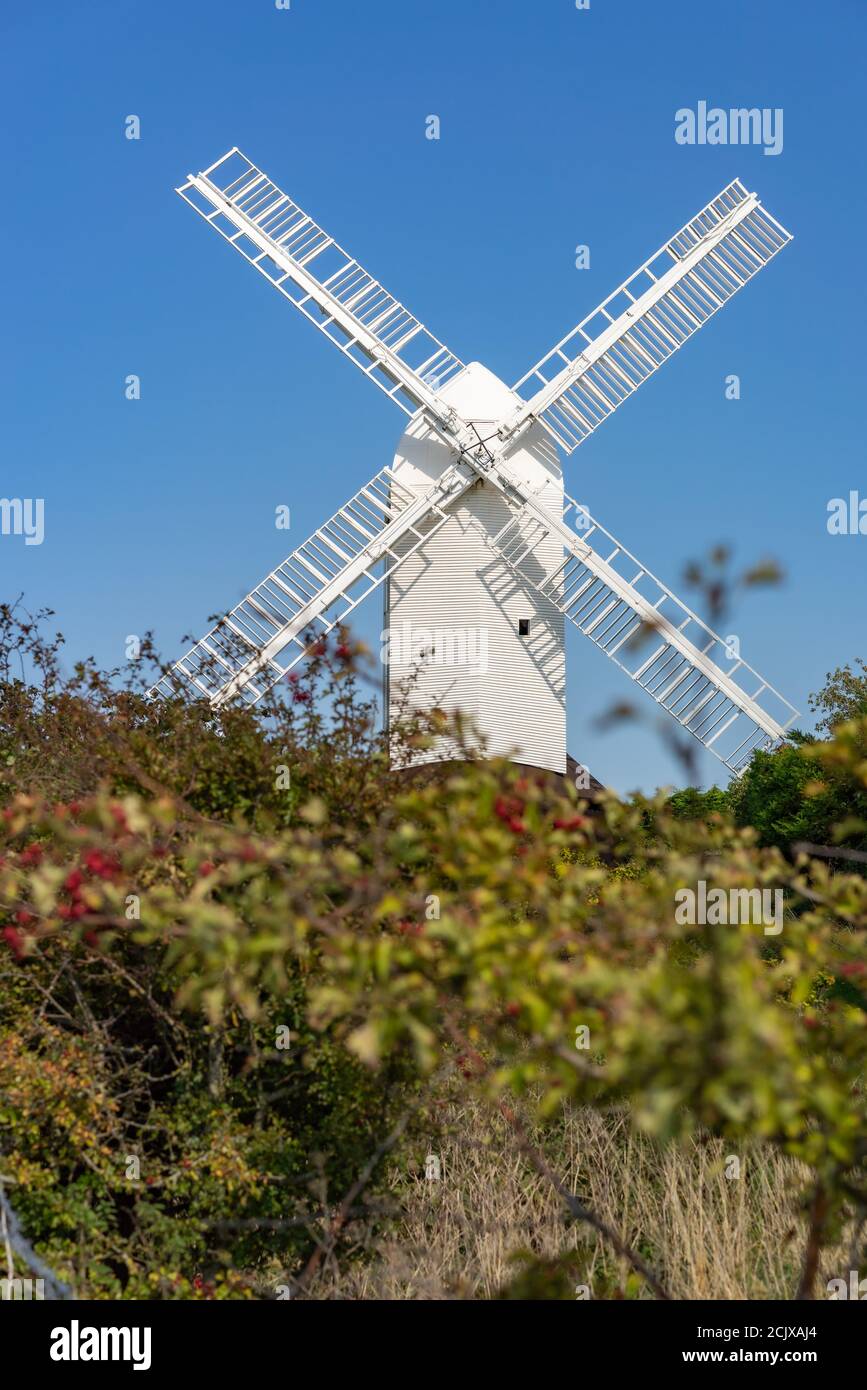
2;926;24;957
83;850;120;880
494;795;525;830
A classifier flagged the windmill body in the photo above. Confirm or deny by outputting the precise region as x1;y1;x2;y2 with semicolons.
387;361;566;772
154;148;799;779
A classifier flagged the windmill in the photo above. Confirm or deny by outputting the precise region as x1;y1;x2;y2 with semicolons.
154;147;798;778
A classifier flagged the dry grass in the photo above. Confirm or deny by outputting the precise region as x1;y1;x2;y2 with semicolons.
309;1099;854;1300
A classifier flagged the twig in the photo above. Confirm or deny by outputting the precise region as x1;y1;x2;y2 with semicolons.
293;1105;415;1295
438;1009;668;1298
291;1068;452;1297
499;1102;671;1300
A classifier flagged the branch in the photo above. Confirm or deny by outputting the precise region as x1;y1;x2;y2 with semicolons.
796;1181;829;1300
499;1102;671;1300
438;1009;668;1298
848;1207;867;1278
292;1105;414;1296
792;841;867;866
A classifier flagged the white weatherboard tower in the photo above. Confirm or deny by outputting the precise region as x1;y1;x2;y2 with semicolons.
155;148;799;777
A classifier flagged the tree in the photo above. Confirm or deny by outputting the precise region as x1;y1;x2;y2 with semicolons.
808;658;867;735
669;662;867;864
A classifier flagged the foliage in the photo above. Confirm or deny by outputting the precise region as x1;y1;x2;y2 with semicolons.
0;604;419;1297
808;658;867;736
666;785;729;823
668;661;867;862
1;603;866;1299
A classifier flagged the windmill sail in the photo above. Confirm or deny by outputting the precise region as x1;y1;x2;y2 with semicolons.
488;487;798;774
152;461;478;708
176;148;465;422
508;180;791;454
162;145;798;775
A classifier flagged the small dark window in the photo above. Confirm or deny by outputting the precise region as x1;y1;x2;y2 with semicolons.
518;618;531;636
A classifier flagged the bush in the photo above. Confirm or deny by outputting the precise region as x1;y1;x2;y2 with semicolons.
2;604;866;1300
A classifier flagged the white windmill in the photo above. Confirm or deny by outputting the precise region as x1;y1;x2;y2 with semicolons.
154;147;798;778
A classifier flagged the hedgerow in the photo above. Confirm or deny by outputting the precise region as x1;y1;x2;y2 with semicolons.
1;603;865;1298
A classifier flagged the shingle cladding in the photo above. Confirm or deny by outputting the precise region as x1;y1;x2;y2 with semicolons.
386;363;566;774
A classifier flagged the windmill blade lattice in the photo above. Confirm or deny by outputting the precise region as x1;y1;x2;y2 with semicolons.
487;488;798;774
157;145;798;778
509;180;791;454
152;460;476;707
176;148;465;421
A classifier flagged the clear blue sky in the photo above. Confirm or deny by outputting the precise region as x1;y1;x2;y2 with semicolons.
2;0;864;793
